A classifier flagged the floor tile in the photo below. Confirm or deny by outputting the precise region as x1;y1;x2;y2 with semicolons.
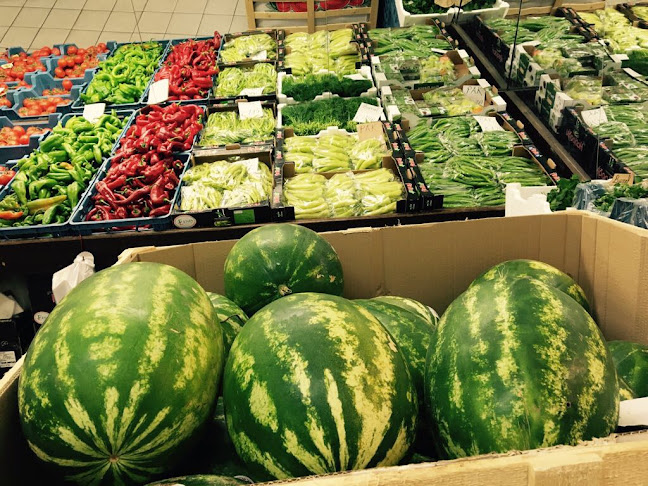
113;0;132;11
204;0;235;15
166;12;200;35
54;0;84;8
65;28;98;46
229;15;247;33
24;0;55;6
236;0;246;16
14;7;51;28
0;26;8;46
0;6;20;26
132;0;145;11
104;11;136;32
144;0;175;13
42;8;81;29
174;0;204;13
99;30;131;43
137;11;171;33
30;27;69;48
83;0;115;11
1;26;37;47
198;14;232;36
0;0;25;6
73;10;108;31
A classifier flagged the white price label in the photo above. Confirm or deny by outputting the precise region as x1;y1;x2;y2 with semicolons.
239;87;265;97
463;85;486;105
0;63;13;70
581;107;608;128
174;214;197;229
0;350;16;368
0;86;6;96
238;101;264;120
474;116;504;132
83;103;106;124
33;311;49;325
619;397;648;426
353;102;384;123
251;50;267;61
147;78;169;105
343;74;366;81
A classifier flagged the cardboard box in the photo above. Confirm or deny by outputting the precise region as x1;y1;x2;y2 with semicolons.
2;212;648;483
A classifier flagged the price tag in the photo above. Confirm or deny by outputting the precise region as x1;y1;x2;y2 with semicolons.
353;103;384;123
83;103;106;124
239;87;265;97
357;121;384;142
174;214;197;229
33;311;49;325
580;107;608;128
251;50;267;61
474;116;504;132
147;78;169;105
463;85;486;105
611;172;635;185
619;397;648;426
238;101;264;120
0;85;6;96
343;73;366;81
0;63;13;70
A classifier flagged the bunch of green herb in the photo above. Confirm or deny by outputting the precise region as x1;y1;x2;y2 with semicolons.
281;97;380;135
547;175;580;211
282;73;372;102
594;183;648;212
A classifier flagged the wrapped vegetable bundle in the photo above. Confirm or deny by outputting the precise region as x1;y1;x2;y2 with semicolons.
282;73;373;102
214;63;277;98
199;109;275;147
422;87;482;116
283;168;404;219
368;25;453;57
180;158;272;211
284;132;388;173
219;34;276;63
284;29;360;75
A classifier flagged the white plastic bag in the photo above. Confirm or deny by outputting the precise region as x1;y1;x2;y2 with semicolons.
52;252;95;304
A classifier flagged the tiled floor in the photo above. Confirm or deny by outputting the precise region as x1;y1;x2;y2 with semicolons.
0;0;246;50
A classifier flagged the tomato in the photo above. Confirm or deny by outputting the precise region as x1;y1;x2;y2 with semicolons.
52;47;60;56
41;46;51;55
57;57;67;68
18;134;28;145
0;170;15;183
98;43;107;52
0;98;11;108
74;54;83;64
17;107;29;116
54;66;65;78
65;57;74;68
45;105;55;113
67;46;77;56
62;79;73;91
23;98;34;108
26;108;40;116
12;125;25;135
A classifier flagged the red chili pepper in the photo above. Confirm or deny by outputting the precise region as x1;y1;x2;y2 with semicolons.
106;174;127;190
149;204;171;217
114;207;128;219
0;210;23;220
115;186;151;206
150;178;167;206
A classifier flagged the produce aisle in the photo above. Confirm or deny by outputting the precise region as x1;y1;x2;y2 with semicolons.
2;3;648;485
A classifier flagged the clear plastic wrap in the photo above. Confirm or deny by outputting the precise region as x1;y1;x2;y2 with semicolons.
610;197;637;224
631;199;648;229
571;181;610;211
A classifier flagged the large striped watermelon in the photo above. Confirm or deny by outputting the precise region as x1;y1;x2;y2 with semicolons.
425;275;618;459
207;292;248;355
18;262;224;485
471;259;591;313
223;293;418;480
371;296;439;327
608;340;648;398
224;224;344;315
146;475;248;486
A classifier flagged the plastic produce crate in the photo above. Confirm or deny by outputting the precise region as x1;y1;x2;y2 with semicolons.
0;113;60;163
69;152;191;234
2;88;76;121
24;72;86;93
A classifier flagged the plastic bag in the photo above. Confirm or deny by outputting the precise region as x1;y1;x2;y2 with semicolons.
610;197;637;224
571;181;609;211
631;199;648;229
52;252;95;304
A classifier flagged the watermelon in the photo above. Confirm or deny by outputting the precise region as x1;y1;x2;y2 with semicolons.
18;262;224;485
371;296;439;327
207;292;248;355
223;292;418;480
224;224;344;315
145;475;248;485
619;377;636;401
425;275;618;459
609;340;648;398
471;259;591;313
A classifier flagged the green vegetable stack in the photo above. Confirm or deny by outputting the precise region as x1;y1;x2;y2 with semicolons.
580;9;648;53
284;132;388;173
179;158;273;211
368;25;453;57
407;117;549;207
284;29;360;76
282;72;373;102
214;63;277;98
281;97;380;135
402;0;496;14
198;108;275;147
283;168;404;219
219;33;276;64
0;113;127;228
80;42;164;105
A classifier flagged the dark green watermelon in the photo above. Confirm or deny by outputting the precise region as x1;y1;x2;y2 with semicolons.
145;475;248;485
426;275;618;459
224;224;344;315
207;292;248;355
609;340;648;398
471;259;591;313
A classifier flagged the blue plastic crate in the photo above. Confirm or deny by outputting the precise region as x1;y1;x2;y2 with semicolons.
69;152;191;234
57;109;135;155
0;113;60;163
24;72;86;93
41;41;118;80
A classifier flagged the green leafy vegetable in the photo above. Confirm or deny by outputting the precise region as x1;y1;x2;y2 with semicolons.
547;175;581;211
282;73;373;102
281;97;380;135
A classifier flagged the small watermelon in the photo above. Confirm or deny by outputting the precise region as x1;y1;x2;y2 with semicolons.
471;259;591;313
425;275;618;459
609;340;648;398
224;224;344;315
207;292;248;355
145;475;248;485
223;292;418;480
619;377;636;401
18;262;224;485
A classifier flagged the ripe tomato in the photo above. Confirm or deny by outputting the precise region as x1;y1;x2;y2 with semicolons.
57;57;67;68
74;54;83;64
97;43;107;52
18;134;28;145
66;57;75;68
23;98;34;108
62;79;73;91
52;47;60;56
77;48;86;57
0;98;11;108
12;125;25;135
17;107;29;116
67;45;78;56
54;66;65;78
26;107;39;116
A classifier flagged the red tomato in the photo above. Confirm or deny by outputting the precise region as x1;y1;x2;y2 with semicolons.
98;43;107;52
54;66;65;78
23;99;34;108
17;107;29;116
62;79;73;91
65;57;75;68
57;57;67;68
77;48;86;57
45;106;56;113
26;107;39;116
18;134;28;144
52;47;60;56
67;45;78;56
12;126;25;135
74;54;83;64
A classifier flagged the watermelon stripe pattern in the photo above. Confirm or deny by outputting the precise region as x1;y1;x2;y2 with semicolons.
224;224;344;315
223;293;418;480
207;292;248;356
426;276;618;459
609;340;648;398
19;263;224;485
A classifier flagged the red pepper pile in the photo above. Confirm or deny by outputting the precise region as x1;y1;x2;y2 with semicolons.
87;103;204;222
154;33;222;100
